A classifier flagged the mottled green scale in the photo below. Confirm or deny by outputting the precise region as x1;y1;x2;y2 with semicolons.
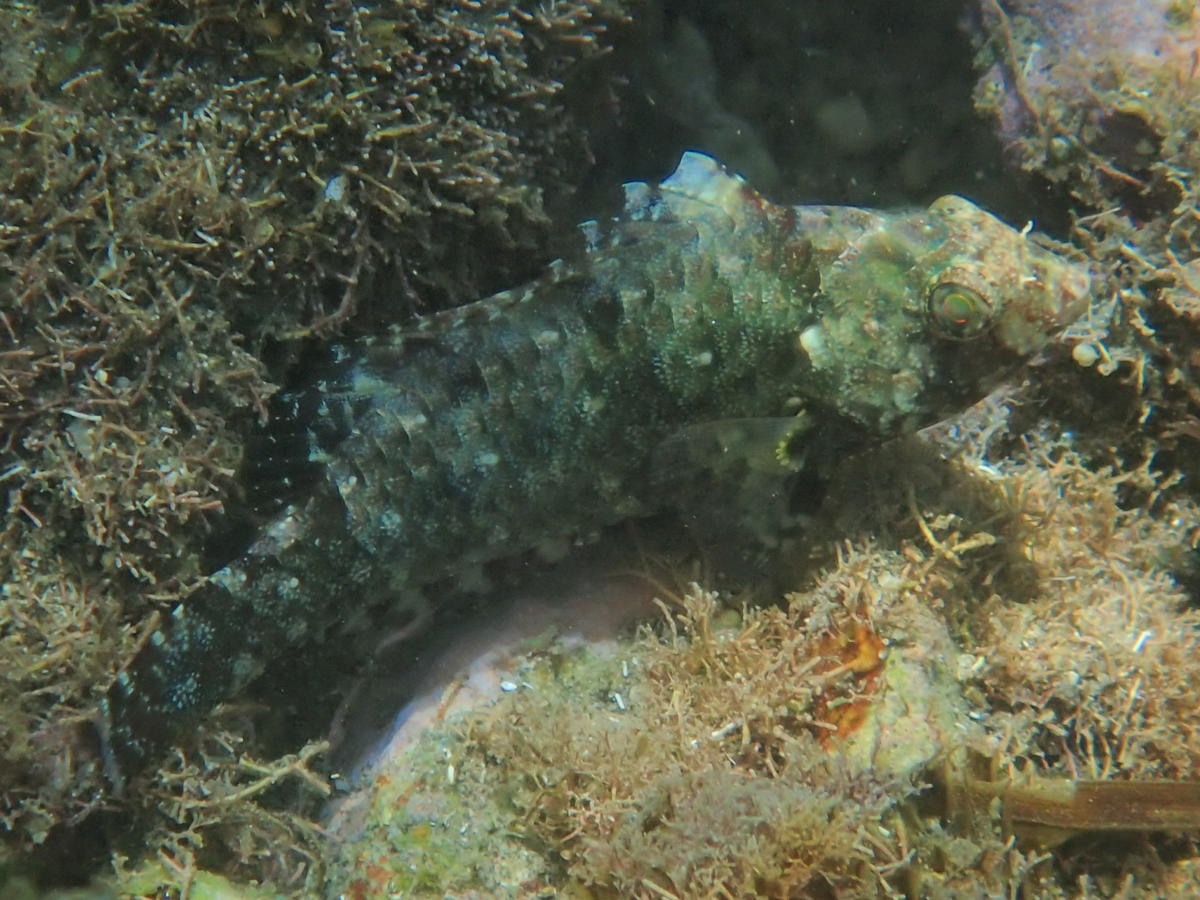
97;153;1090;781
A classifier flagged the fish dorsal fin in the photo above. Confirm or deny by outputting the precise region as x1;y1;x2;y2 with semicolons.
646;151;760;227
659;151;753;217
580;153;764;252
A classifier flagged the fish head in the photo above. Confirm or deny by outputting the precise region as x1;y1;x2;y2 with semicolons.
796;194;1092;435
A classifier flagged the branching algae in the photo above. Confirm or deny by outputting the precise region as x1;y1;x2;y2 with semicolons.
96;152;1091;782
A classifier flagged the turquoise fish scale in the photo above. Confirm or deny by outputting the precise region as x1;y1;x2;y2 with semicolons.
98;152;1090;775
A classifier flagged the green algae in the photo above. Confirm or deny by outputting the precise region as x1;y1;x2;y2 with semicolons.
117;861;287;900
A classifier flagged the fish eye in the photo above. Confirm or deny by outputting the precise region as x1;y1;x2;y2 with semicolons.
927;282;993;340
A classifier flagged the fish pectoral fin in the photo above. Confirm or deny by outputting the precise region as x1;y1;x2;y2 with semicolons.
653;416;816;578
652;414;814;487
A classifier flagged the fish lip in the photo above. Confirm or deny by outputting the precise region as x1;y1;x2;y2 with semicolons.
1048;265;1094;330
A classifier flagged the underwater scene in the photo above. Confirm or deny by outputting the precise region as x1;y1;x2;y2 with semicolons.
2;0;1200;897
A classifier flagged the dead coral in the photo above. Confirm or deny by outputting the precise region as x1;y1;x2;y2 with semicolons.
969;0;1200;491
966;440;1200;786
423;554;973;899
832;402;1200;795
319;401;1200;898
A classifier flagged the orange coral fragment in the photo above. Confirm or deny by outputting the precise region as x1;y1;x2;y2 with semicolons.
812;618;886;745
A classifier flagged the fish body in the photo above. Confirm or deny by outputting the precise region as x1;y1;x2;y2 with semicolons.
98;152;1090;776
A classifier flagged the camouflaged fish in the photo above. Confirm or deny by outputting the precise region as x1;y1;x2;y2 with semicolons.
97;152;1090;779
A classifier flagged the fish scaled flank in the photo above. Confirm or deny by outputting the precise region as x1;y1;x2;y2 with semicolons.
97;152;1091;780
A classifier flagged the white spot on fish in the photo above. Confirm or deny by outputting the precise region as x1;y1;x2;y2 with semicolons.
799;324;829;368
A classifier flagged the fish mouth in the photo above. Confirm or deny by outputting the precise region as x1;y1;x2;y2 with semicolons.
1048;263;1094;328
992;256;1094;356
